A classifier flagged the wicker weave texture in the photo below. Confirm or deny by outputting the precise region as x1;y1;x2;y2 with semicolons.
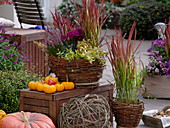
48;55;104;85
112;101;144;127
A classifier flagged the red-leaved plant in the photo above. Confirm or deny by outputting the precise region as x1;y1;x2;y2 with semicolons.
107;21;143;104
73;0;107;48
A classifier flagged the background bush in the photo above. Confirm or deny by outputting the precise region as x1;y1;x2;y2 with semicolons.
119;1;170;40
0;70;42;113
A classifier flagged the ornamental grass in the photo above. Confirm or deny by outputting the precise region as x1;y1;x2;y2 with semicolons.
107;21;143;104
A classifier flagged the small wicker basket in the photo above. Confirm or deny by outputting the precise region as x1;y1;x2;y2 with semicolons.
112;100;144;127
48;55;104;88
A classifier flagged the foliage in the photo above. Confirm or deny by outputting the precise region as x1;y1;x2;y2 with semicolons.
119;1;170;40
57;0;82;19
107;22;143;104
0;70;42;113
0;27;30;71
145;21;170;75
127;0;170;5
41;0;107;64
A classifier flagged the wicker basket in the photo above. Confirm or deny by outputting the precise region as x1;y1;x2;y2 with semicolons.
48;55;104;88
112;100;144;127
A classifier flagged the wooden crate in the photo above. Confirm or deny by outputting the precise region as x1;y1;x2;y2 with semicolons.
20;84;113;128
4;28;49;77
144;75;170;98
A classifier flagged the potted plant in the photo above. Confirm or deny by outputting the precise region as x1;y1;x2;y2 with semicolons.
143;21;170;98
36;0;108;88
106;21;144;127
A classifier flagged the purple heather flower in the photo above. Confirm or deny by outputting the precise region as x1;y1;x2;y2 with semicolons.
8;53;14;57
14;61;18;64
19;56;23;59
15;57;19;59
12;42;19;46
168;60;170;68
5;46;9;50
28;56;32;59
148;66;153;70
156;56;163;61
3;55;7;59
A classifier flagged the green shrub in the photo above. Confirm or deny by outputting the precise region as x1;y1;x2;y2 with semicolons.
119;1;170;40
127;0;170;5
0;70;42;113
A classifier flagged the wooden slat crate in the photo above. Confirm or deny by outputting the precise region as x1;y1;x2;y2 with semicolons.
4;28;49;77
20;84;114;128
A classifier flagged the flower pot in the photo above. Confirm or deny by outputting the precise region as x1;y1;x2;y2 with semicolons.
112;100;144;128
48;55;104;88
143;75;170;98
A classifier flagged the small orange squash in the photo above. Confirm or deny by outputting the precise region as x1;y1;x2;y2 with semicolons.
0;111;56;128
28;81;37;90
44;84;56;94
55;83;64;92
37;83;47;92
62;82;75;90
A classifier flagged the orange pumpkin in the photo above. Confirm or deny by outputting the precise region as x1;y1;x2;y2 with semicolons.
55;83;64;92
44;84;56;94
62;82;75;90
0;111;56;128
0;110;6;120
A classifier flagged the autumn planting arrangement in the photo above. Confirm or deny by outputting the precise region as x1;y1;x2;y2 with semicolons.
143;21;170;98
36;0;107;88
107;22;144;127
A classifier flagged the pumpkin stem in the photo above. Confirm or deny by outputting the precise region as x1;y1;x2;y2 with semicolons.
21;111;29;123
66;74;70;82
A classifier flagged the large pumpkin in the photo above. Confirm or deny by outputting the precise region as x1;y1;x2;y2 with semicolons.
0;111;56;128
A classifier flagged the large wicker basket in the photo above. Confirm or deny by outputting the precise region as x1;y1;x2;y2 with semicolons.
48;55;104;88
112;100;144;127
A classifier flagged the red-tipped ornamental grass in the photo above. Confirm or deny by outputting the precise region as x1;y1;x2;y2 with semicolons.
107;21;143;104
73;0;107;48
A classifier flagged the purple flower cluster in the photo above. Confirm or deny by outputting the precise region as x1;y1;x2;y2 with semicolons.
0;26;31;70
146;39;170;75
61;27;84;43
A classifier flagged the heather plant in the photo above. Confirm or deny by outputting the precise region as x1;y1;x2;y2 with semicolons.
145;21;170;75
119;1;170;40
0;27;30;71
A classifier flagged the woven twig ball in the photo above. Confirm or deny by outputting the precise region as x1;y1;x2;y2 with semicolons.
59;94;111;128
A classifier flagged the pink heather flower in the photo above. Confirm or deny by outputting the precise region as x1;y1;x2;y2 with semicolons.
14;61;18;64
3;55;7;59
